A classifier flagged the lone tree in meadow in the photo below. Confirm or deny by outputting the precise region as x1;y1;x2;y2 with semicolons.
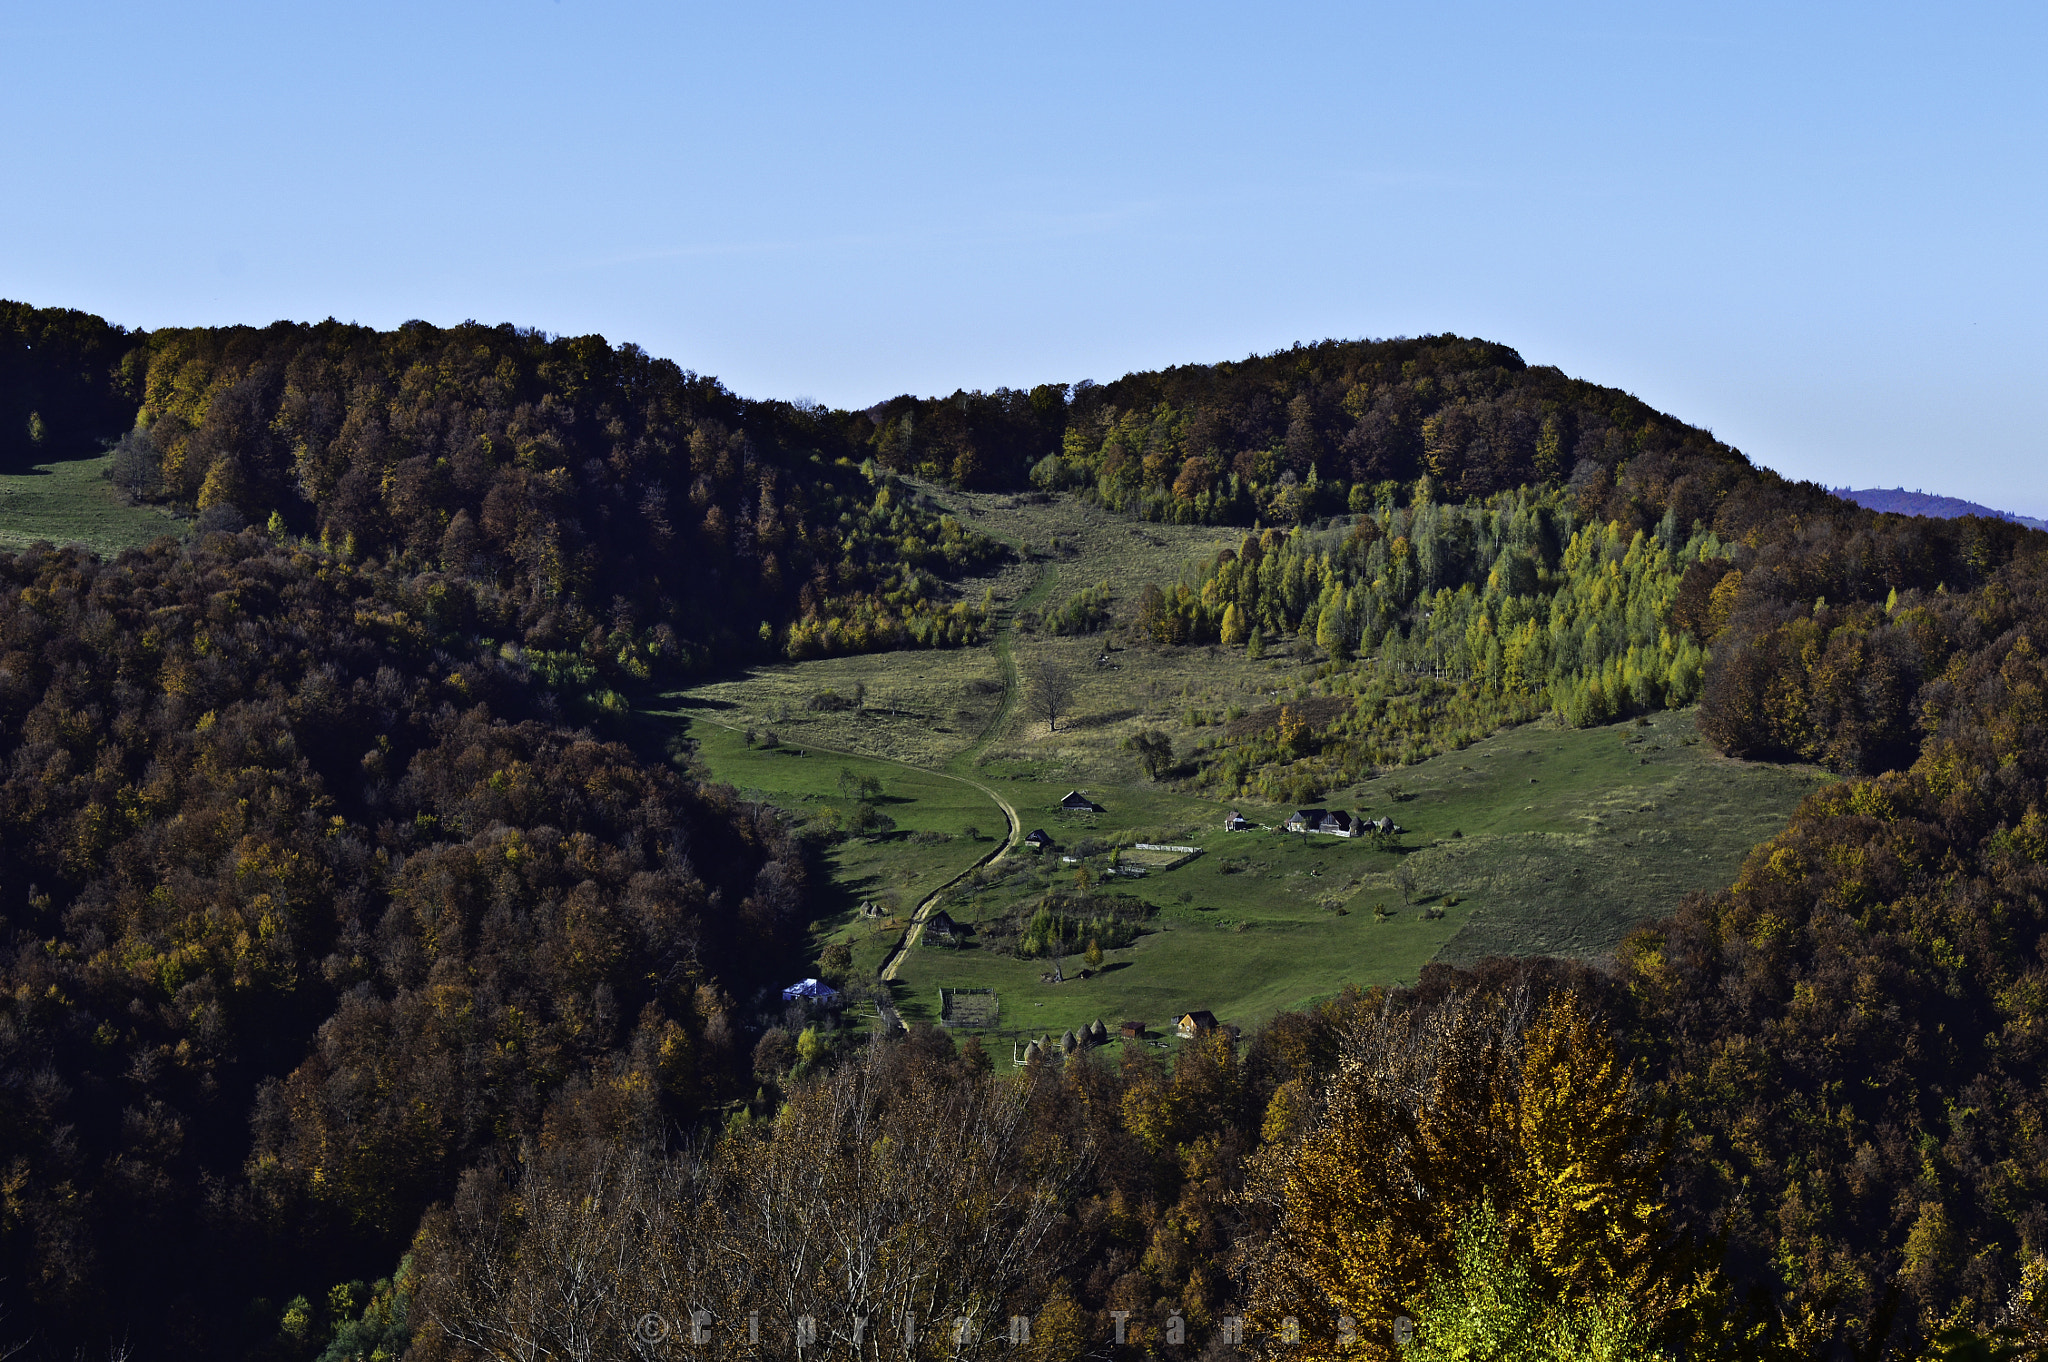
1123;728;1174;780
1025;652;1078;732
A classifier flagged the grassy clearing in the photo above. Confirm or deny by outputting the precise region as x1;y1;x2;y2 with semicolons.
663;676;1824;1049
914;485;1245;599
674;487;1249;773
889;812;1456;1044
676;647;1007;770
0;453;187;557
1318;708;1831;963
887;709;1825;1044
651;709;1006;982
977;632;1322;784
654;487;1828;1048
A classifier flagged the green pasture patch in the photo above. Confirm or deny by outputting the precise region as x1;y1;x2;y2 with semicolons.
897;704;1826;1036
653;711;1006;977
879;708;1820;1040
672;647;1005;770
887;877;1456;1045
653;684;1823;1042
911;483;1242;604
1320;708;1830;963
0;454;187;558
652;483;1827;1044
971;631;1324;787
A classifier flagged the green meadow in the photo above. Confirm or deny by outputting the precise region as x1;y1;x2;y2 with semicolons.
0;453;187;557
649;480;1830;1052
662;694;1826;1050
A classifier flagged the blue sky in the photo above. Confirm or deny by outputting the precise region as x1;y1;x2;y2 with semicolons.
5;2;2045;511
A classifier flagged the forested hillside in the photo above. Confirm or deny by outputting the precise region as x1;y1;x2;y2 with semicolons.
7;305;1002;676
0;302;146;466
871;335;1758;527
6;300;2048;1359
0;534;810;1356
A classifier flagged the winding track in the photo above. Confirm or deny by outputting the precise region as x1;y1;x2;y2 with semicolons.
875;561;1056;996
677;551;1061;1029
876;775;1017;984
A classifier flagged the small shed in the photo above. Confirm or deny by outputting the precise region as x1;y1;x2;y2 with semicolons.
781;978;838;1002
1177;1010;1219;1038
1224;810;1252;832
1060;791;1104;813
926;910;962;942
1024;829;1054;850
1119;1020;1145;1040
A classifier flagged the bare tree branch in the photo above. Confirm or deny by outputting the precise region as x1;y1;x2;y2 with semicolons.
1022;652;1077;734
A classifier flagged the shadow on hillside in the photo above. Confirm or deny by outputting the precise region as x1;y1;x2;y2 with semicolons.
662;693;739;711
1065;707;1142;731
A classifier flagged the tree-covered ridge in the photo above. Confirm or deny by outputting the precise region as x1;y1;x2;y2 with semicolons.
0;301;146;465
1620;543;2048;1350
867;335;1765;524
2;301;1004;671
1690;506;2048;775
0;533;805;1356
133;319;1002;667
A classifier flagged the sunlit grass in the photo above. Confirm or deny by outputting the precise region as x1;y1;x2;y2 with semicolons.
0;453;187;557
653;487;1829;1047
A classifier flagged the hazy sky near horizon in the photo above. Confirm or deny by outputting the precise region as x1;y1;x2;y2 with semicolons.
5;3;2046;511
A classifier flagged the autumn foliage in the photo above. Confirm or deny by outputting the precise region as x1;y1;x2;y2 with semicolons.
9;300;2048;1359
0;534;804;1356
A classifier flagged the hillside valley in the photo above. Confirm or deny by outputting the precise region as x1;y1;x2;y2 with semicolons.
3;300;2048;1360
654;485;1832;1046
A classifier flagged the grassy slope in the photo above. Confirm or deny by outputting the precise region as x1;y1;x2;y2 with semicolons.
885;709;1826;1043
654;489;1830;1050
665;700;1826;1050
1334;707;1830;963
645;712;1008;983
0;453;187;556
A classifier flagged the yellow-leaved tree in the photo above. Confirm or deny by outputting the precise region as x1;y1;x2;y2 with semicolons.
1501;990;1679;1311
1242;987;1712;1360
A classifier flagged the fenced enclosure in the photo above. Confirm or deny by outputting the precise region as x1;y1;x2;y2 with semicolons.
1122;844;1202;871
939;986;999;1028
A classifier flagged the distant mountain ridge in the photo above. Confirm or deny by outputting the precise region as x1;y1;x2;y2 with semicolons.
1834;485;2048;530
